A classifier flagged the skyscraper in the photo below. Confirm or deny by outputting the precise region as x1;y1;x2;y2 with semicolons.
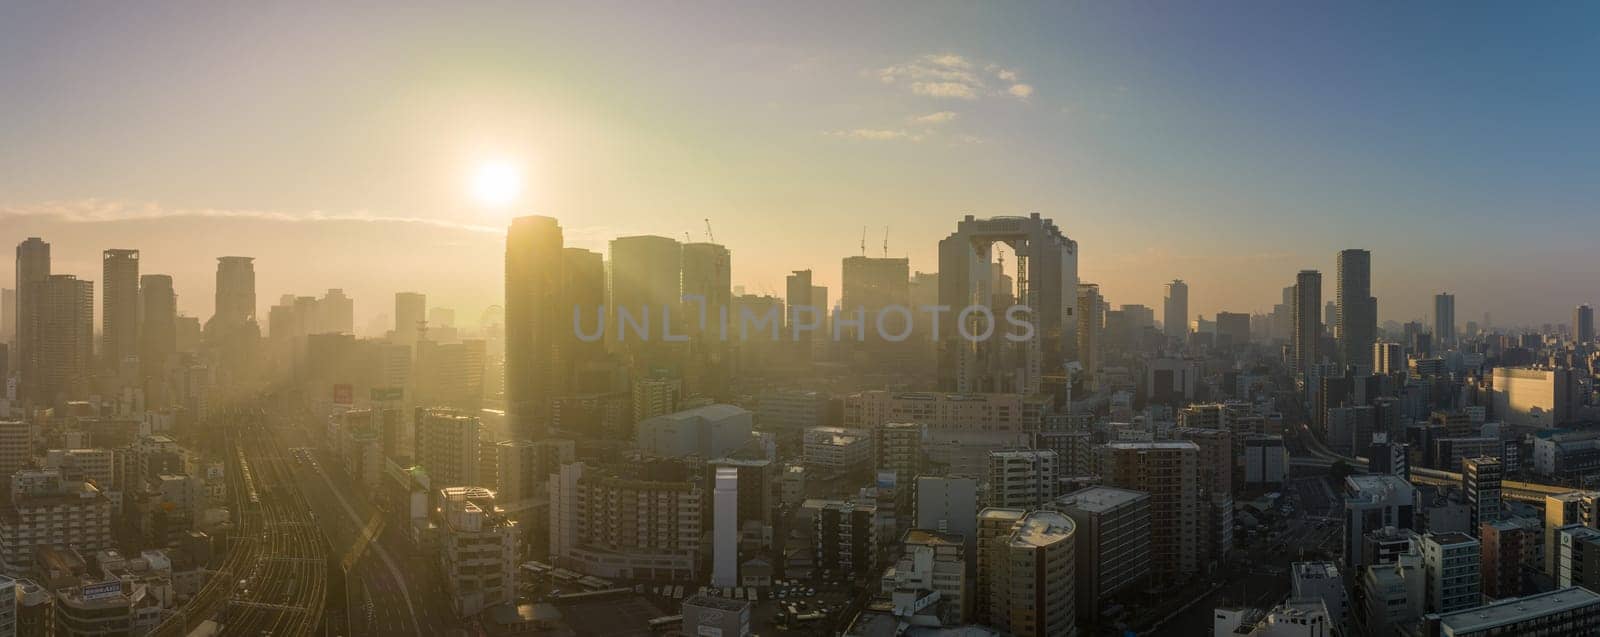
840;255;910;352
394;292;426;344
1336;249;1376;371
138;274;177;381
15;238;50;405
785;269;814;362
1434;293;1455;345
36;275;93;406
101;249;141;372
561;247;606;393
1575;304;1595;345
211;256;256;326
937;214;1077;394
1163;279;1188;340
320;288;354;335
1293;270;1323;376
505;216;565;442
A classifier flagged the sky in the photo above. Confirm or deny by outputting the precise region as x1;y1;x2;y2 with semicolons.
3;2;1599;334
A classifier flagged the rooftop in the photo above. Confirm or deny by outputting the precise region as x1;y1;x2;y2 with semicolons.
1292;562;1339;581
901;529;964;548
1010;511;1074;548
1054;486;1148;512
684;594;750;612
1104;441;1199;451
1434;586;1600;633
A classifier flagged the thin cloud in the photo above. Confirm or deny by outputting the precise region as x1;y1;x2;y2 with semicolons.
910;111;958;125
877;54;1034;102
0;199;504;233
827;128;923;142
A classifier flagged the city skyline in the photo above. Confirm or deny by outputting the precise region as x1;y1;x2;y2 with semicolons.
6;3;1600;326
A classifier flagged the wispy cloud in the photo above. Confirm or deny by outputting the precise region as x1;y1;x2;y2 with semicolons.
0;199;504;233
910;111;958;125
826;128;923;142
877;54;1035;101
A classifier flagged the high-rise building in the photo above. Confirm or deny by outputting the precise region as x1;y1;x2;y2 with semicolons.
1462;457;1502;530
561;247;606;393
986;449;1059;509
1101;441;1199;581
977;509;1077;637
414;408;482;488
1373;340;1404;375
610;234;683;356
505;216;565;441
394;292;426;345
1;287;14;350
36;275;93;406
138;275;177;381
14;237;50;406
1163;279;1188;340
1336;249;1376;370
1421;532;1481;613
1481;518;1536;600
1343;475;1419;571
937;214;1077;394
548;462;702;579
1543;491;1600;575
1076;283;1103;382
1291;562;1348;632
1434;293;1456;345
211;256;256;326
1050;486;1150;622
437;486;519;617
785;269;815;362
101;249;140;372
1576;304;1595;345
840;255;910;359
1293;270;1323;376
320;288;354;335
711;467;738;588
1215;311;1251;348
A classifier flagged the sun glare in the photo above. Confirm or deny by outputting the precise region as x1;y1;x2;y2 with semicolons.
470;160;523;207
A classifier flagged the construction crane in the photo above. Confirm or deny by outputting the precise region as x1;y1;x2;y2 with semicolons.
860;227;867;257
703;218;715;243
683;232;692;243
882;226;889;258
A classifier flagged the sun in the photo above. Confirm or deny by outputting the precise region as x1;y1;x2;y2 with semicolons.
470;160;523;207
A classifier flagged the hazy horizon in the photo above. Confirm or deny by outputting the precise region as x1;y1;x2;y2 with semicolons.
6;2;1600;330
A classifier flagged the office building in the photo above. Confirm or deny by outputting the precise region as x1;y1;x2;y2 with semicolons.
1163;279;1188;340
636;404;753;460
1492;367;1578;428
1358;549;1426;634
495;438;574;510
1290;562;1347;632
1101;441;1199;581
1292;270;1322;376
840;255;911;358
802;426;871;476
505;216;566;441
1544;491;1600;576
977;509;1077;637
101;249;140;373
872;422;926;483
785;269;815;362
937;214;1077;395
1435;293;1456;345
1461;457;1501;530
711;467;739;588
1076;283;1104;382
1343;475;1419;570
138;274;177;383
1215;311;1251;348
1577;304;1596;346
438;486;519;617
1374;340;1404;375
394;291;426;345
1335;249;1376;370
1051;486;1150;621
1244;435;1290;487
414;408;482;488
1559;524;1600;590
1421;532;1481;613
1427;587;1600;637
915;476;978;553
